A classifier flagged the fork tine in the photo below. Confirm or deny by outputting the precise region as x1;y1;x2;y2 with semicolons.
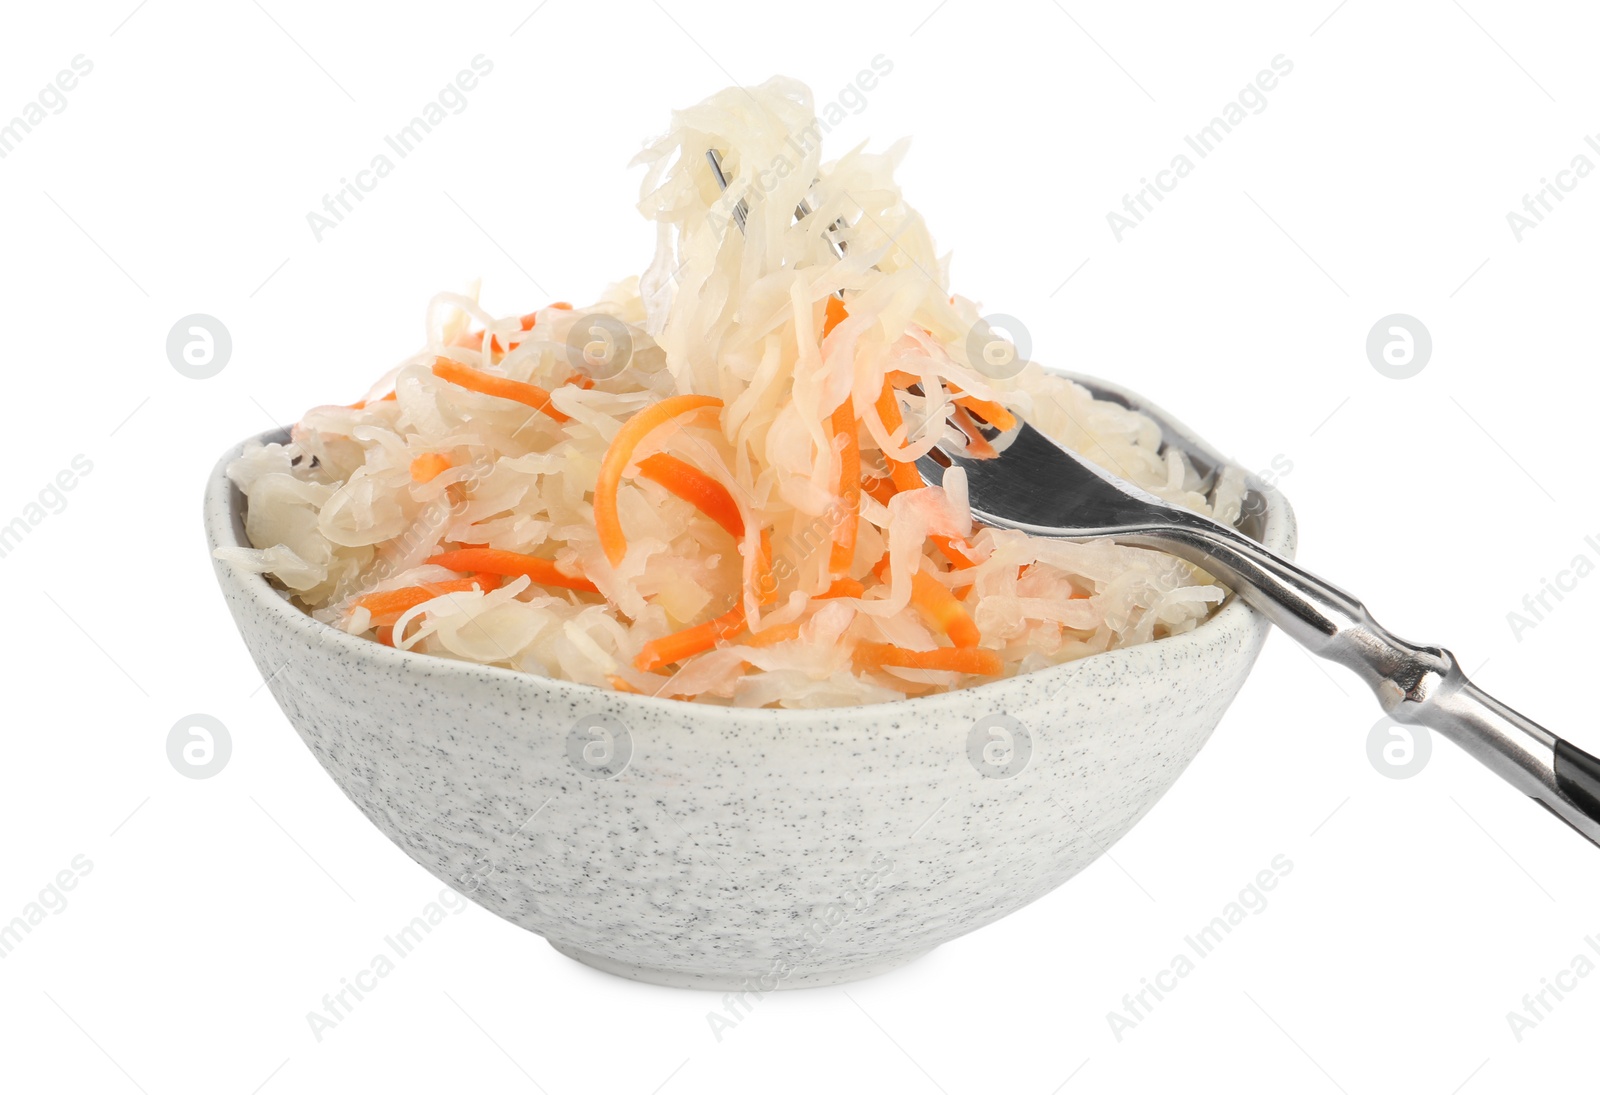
917;420;1183;537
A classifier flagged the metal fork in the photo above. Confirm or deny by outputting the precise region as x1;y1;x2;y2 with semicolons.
706;149;851;261
918;377;1600;849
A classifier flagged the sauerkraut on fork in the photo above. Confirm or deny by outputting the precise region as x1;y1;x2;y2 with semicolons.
219;77;1246;708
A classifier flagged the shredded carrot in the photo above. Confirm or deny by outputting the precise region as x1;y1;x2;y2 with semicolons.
745;620;804;648
607;674;643;695
461;304;570;352
883;369;1016;433
393;613;427;647
870;550;891;581
950;406;998;459
953;393;1015;431
634;605;746;672
874;380;927;493
376;626;395;646
755;528;776;605
353;574;502;620
932;535;979;569
409;453;452;483
828;400;861;579
348;390;396;410
818;577;865;599
432;359;570;424
910;571;980;647
865;448;978;569
852;641;1003;676
595;395;725;566
635;453;743;539
428;547;598;593
822;295;849;338
860;475;896;506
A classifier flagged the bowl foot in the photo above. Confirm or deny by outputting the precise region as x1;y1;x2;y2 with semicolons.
549;941;935;990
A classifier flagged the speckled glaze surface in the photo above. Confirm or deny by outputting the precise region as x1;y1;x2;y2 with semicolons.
204;379;1296;991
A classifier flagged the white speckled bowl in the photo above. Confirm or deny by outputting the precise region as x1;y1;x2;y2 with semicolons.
205;374;1294;990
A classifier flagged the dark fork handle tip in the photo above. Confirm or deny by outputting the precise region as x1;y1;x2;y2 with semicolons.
1555;738;1600;824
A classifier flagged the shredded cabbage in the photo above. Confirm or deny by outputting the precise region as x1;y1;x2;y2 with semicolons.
221;77;1240;707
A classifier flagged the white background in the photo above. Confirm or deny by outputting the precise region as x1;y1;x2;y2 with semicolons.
2;1;1597;1092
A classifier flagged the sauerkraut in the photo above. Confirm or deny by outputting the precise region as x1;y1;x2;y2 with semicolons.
218;77;1244;707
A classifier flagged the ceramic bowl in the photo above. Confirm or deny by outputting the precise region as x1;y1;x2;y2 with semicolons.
205;374;1295;990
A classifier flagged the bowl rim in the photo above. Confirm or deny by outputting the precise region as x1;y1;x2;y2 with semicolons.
205;370;1295;723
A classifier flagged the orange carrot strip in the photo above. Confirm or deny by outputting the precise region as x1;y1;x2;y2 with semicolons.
428;548;598;593
874;380;927;493
868;419;981;569
354;574;501;620
409;453;453;483
910;571;981;647
634;605;746;672
818;577;865;599
496;310;540;350
432;359;570;424
853;641;1003;676
822;295;849;337
950;406;998;459
828;400;861;579
745;620;804;648
607;674;643;695
461;304;569;353
635;453;744;539
886;369;1015;427
595;395;725;566
953;393;1016;431
860;475;896;506
932;534;979;570
870;550;891;581
883;369;1017;433
376;626;395;646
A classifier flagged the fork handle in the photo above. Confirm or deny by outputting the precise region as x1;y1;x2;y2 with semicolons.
1131;517;1600;848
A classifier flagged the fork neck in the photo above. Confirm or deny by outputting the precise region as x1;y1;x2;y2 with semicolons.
1112;516;1600;849
1113;515;1448;696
